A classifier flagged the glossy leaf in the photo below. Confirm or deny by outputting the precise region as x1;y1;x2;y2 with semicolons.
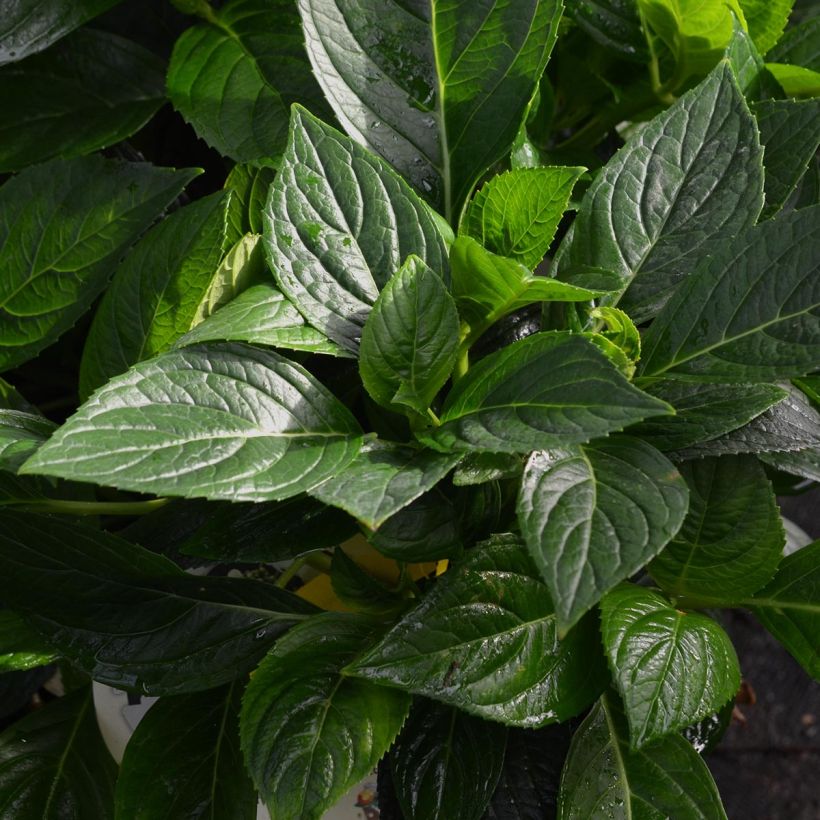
390;699;507;820
264;106;450;353
241;613;411;820
724;19;779;100
738;0;794;56
428;333;671;454
0;687;117;818
462;167;585;269
748;540;820;680
559;62;764;322
0;29;165;172
79;191;232;396
310;441;461;529
115;683;256;820
0;409;55;472
0;511;315;694
568;0;648;61
558;693;728;820
650;456;784;603
0;154;198;372
0;611;58;673
759;446;820;483
601;584;740;747
24;343;364;502
517;437;688;632
640;205;820;380
224;164;277;240
765;61;820;96
348;535;607;726
452;452;523;486
299;0;564;222
359;256;459;414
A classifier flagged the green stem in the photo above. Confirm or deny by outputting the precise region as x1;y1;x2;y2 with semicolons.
2;498;170;516
426;407;441;426
303;551;332;575
275;556;308;588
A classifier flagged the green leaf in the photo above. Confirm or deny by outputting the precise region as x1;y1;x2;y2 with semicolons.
299;0;564;223
427;333;672;454
558;693;728;820
241;613;411;820
0;687;116;818
558;62;764;322
517;437;688;633
452;452;523;486
330;549;406;615
115;683;256;820
601;584;740;748
724;18;781;100
759;446;820;482
628;381;789;451
167;0;329;165
768;16;820;72
650;456;784;603
348;535;607;726
640;205;820;380
23;343;364;502
0;409;55;473
359;255;459;414
264;106;450;353
755;98;820;216
0;511;315;694
224;164;277;240
0;154;198;372
568;0;649;61
0;29;165;172
310;441;460;529
737;0;794;56
0;0;120;64
462;167;585;269
766;61;820;96
79;191;232;396
0;611;58;673
390;699;507;820
747;540;820;680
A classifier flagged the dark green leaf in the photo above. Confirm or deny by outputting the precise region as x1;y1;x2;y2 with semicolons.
0;511;315;694
390;699;507;820
0;687;117;819
79;191;232;396
359;256;459;414
224;163;277;240
650;456;784;604
115;683;256;820
559;62;764;322
759;445;820;482
768;16;820;71
0;611;58;673
0;154;198;372
558;693;728;819
601;584;740;747
348;535;607;726
23;343;364;502
427;333;671;454
452;452;523;487
724;18;781;100
682;700;734;755
310;441;460;529
568;0;649;61
517;437;688;633
748;540;820;680
299;0;564;222
330;548;406;615
264;106;450;353
0;409;55;472
241;613;411;820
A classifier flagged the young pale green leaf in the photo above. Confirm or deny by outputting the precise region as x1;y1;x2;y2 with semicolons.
359;256;459;414
0;0;119;64
24;343;364;502
650;456;784;603
241;613;411;820
450;237;615;332
427;333;672;454
167;0;330;165
628;381;789;451
0;29;165;172
558;693;728;820
390;699;507;820
759;446;820;482
347;535;607;726
310;441;460;529
115;683;256;820
299;0;563;223
79;191;232;396
264;107;450;353
755;98;820;217
0;611;58;673
601;584;740;748
0;687;117;819
462;167;585;270
568;0;649;61
517;437;688;633
748;540;820;680
768;16;820;71
224;164;277;241
766;61;820;96
640;206;820;380
176;282;348;358
558;61;764;322
0;409;55;472
0;511;315;694
0;154;198;372
737;0;794;56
